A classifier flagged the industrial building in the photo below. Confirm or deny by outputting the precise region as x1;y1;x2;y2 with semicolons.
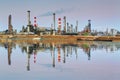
20;11;79;36
1;10;119;38
83;20;91;33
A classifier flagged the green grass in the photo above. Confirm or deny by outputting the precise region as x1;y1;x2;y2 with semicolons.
82;32;89;36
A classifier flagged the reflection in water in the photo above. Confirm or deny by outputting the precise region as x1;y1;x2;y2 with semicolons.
1;41;120;71
8;42;12;65
4;42;16;65
50;43;55;67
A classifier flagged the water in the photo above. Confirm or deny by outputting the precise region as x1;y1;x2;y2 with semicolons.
0;41;120;80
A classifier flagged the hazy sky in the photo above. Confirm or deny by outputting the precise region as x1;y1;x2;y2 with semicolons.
0;0;120;32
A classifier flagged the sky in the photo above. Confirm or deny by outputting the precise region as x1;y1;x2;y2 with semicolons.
0;0;120;32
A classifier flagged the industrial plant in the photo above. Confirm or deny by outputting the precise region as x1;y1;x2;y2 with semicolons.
0;10;120;42
19;11;79;36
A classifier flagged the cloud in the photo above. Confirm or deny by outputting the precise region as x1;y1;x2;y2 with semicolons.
38;8;72;17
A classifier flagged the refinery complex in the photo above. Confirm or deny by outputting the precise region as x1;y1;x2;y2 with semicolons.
0;10;120;42
5;10;80;35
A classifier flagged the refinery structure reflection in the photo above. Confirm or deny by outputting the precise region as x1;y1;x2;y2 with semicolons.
3;41;16;65
0;41;120;71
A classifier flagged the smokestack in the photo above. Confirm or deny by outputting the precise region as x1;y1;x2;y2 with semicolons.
8;15;13;34
88;20;91;32
34;17;37;27
63;16;66;33
53;13;56;30
70;24;73;33
76;20;78;32
67;22;69;33
58;18;61;34
27;10;31;25
8;15;11;26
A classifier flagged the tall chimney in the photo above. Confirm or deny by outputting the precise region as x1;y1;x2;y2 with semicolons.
70;24;73;33
76;20;78;32
63;16;66;33
53;13;56;30
88;20;91;32
8;15;13;34
8;15;11;26
67;22;69;33
27;10;31;25
34;17;37;27
58;18;61;34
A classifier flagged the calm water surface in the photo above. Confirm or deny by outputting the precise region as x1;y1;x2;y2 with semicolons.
0;41;120;80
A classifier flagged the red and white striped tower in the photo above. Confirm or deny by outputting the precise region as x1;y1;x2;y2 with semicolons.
58;18;61;34
57;45;61;62
34;51;37;63
34;17;37;27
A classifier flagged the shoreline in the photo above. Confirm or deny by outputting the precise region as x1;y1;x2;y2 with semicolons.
0;34;120;42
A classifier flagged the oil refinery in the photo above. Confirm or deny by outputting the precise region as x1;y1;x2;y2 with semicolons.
0;10;120;42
